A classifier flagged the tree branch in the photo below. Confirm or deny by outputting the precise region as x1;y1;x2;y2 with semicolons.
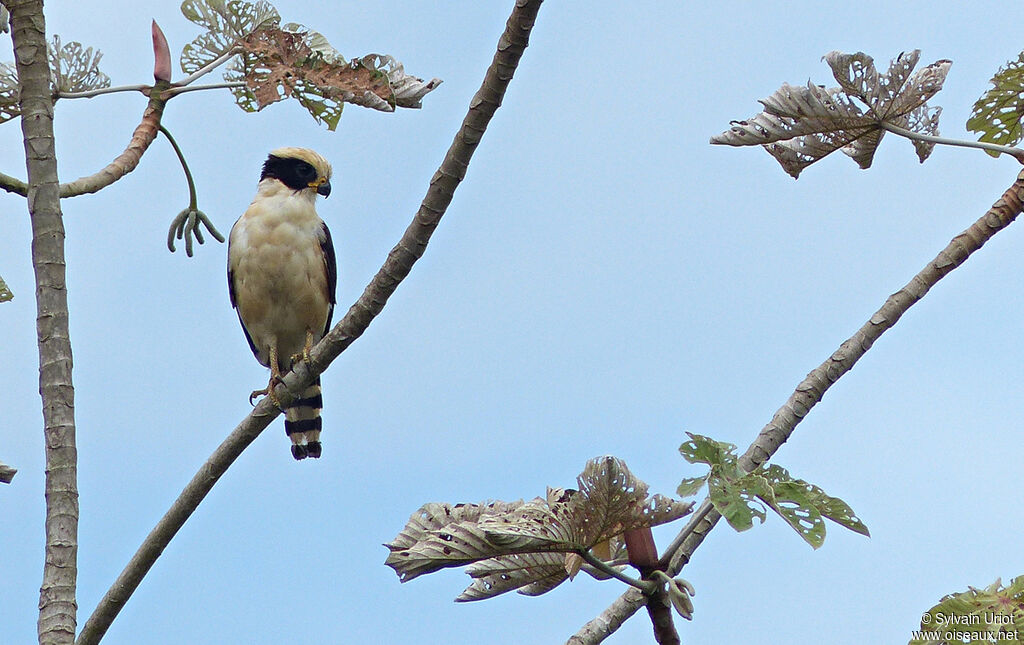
568;169;1024;644
58;84;170;198
0;86;170;199
879;121;1024;164
576;550;653;593
8;0;79;642
56;83;150;99
75;1;545;643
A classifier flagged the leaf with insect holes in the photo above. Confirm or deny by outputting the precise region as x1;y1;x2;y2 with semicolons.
49;35;111;95
0;37;109;124
180;0;280;73
0;62;17;125
968;52;1024;158
679;436;869;547
711;50;951;178
385;457;693;601
912;577;1024;645
180;0;441;130
759;464;869;547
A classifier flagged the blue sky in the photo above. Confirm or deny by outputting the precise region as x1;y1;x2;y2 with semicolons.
3;2;1024;643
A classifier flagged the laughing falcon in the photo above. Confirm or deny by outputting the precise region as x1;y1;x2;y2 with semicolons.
228;147;337;460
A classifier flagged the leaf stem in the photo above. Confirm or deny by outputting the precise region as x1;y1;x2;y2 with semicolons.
175;47;242;86
57;83;150;99
158;126;197;209
164;81;246;97
56;46;243;100
577;549;655;594
879;121;1024;163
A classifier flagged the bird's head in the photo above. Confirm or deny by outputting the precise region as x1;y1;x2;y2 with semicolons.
260;147;333;198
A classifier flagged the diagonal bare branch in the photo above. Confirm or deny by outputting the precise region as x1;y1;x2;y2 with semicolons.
568;171;1024;644
75;2;545;643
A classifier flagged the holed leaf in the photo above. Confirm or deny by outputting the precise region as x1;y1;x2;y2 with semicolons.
49;35;111;95
0;62;17;125
968;52;1024;157
181;0;441;130
679;432;739;469
457;552;568;602
385;457;693;601
712;50;951;178
679;437;869;547
180;0;280;74
912;577;1024;645
0;37;110;124
0;274;12;303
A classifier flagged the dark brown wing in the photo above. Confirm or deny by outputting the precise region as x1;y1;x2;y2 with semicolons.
320;221;338;335
227;240;262;364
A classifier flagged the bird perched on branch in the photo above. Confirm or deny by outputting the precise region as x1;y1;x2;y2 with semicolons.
228;147;337;460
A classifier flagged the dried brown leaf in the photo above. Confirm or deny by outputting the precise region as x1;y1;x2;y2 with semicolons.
181;0;440;130
712;50;951;177
385;457;693;600
457;552;568;602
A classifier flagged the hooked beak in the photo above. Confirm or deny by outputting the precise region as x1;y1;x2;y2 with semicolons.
316;179;332;198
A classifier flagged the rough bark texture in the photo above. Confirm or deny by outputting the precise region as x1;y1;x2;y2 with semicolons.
75;2;545;643
7;0;80;643
568;169;1024;644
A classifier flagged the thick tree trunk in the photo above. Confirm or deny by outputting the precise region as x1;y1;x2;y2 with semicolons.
6;0;80;642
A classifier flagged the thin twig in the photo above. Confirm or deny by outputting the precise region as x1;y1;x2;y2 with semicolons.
57;83;150;99
75;2;545;643
164;81;246;97
568;170;1024;644
577;550;654;594
174;47;242;86
879;121;1024;163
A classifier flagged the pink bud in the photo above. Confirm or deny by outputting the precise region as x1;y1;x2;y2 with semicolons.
152;20;172;82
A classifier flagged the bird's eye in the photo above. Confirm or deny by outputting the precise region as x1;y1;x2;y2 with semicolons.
296;162;315;179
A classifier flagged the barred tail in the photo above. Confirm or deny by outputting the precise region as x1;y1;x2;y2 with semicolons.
284;377;323;460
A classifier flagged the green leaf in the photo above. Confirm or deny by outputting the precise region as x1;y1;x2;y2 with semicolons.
758;464;870;545
0;275;12;302
912;577;1024;645
708;471;766;532
679;432;738;468
676;475;708;498
766;481;826;548
968;52;1024;158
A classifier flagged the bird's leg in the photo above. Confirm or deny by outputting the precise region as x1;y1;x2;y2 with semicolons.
249;342;285;408
290;329;315;365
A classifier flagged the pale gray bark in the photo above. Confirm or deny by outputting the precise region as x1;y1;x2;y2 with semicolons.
75;1;546;643
569;169;1024;644
6;0;79;643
